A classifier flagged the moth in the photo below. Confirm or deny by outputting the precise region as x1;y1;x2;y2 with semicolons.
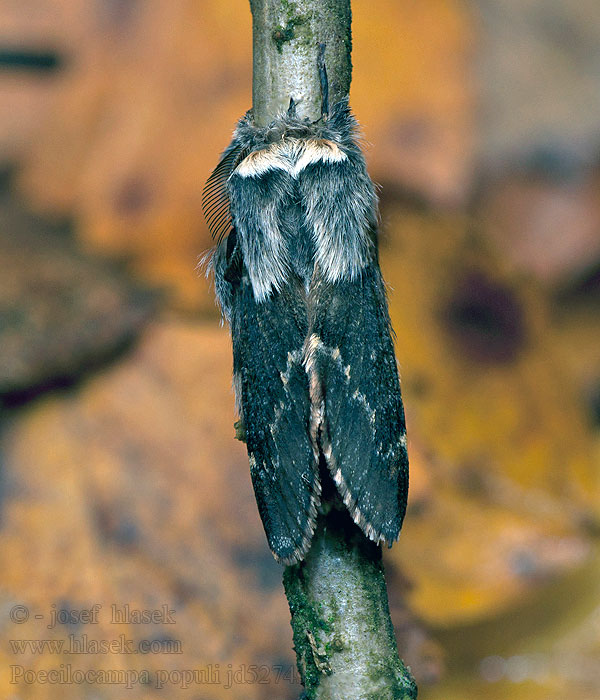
203;95;408;565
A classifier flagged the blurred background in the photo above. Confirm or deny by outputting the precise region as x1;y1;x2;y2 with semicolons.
0;1;599;698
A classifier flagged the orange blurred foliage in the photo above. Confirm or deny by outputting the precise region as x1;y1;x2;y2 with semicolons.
11;0;473;310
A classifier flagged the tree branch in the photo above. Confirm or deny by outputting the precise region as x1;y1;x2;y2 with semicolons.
284;494;418;699
248;1;418;698
250;0;352;124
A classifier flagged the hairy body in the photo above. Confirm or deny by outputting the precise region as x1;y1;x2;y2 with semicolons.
204;100;408;564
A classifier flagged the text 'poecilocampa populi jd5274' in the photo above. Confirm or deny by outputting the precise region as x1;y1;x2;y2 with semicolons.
202;86;408;565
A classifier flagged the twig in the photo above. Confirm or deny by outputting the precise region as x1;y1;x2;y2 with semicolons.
248;1;418;698
250;0;351;124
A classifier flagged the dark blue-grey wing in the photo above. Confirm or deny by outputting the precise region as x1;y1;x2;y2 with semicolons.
230;268;319;564
312;264;408;544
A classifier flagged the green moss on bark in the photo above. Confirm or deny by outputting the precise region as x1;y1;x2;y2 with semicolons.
272;13;307;53
282;509;417;699
283;565;333;697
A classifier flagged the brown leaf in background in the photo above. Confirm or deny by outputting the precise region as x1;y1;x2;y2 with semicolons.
381;201;599;625
0;183;156;401
10;0;473;310
0;0;90;162
16;0;253;312
0;322;296;699
352;0;474;207
479;170;600;285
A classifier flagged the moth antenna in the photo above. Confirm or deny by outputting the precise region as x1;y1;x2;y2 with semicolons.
318;42;329;119
202;142;245;242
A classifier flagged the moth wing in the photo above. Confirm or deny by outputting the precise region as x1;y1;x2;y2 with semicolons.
314;265;408;543
231;275;320;564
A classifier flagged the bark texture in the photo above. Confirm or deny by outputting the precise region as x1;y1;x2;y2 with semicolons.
250;0;352;124
283;504;417;699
